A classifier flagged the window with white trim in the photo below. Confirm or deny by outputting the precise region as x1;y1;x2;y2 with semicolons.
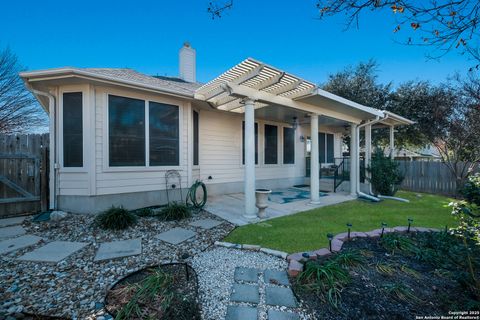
283;127;295;164
63;92;83;167
108;94;180;167
264;124;278;164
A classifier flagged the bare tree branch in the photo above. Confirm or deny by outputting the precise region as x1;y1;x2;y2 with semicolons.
0;47;48;134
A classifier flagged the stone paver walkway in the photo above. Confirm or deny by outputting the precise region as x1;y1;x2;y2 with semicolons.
0;235;43;254
0;216;26;228
156;227;196;245
0;225;26;239
94;238;142;261
18;241;89;263
227;266;299;320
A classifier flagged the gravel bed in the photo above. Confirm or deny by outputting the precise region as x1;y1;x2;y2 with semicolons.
0;211;234;319
191;246;315;320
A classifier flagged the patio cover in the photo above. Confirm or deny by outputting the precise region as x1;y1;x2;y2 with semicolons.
194;58;413;125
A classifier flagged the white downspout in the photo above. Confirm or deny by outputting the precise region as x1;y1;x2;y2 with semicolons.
355;114;389;201
32;89;57;210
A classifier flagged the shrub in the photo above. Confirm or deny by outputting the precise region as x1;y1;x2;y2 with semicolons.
132;207;155;217
95;206;137;230
157;202;191;221
461;173;480;206
367;148;404;196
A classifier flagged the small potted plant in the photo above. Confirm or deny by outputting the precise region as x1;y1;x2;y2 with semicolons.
255;188;272;218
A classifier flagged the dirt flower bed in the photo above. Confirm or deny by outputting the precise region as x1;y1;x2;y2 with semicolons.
292;232;480;319
105;264;200;320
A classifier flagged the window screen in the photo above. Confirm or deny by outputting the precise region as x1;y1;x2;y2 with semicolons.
108;95;145;166
283;127;295;164
193;110;199;165
242;122;258;165
319;132;326;164
149;102;179;166
326;133;334;163
63;92;83;167
264;124;278;164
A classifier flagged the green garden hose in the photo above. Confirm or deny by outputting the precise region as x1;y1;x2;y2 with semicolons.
186;180;207;211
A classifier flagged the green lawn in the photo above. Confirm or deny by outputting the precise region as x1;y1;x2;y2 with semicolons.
224;191;456;253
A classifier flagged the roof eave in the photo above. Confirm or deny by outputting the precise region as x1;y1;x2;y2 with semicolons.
20;69;195;100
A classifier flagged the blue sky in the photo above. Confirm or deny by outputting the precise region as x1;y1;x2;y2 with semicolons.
0;0;473;86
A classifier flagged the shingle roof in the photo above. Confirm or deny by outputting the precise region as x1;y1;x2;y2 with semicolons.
83;68;202;96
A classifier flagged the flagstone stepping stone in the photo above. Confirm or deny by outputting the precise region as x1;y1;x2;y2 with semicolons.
264;269;290;286
0;216;26;228
18;241;88;263
0;235;43;254
155;227;196;245
189;219;223;229
265;286;297;308
234;267;260;283
230;283;259;304
0;225;26;239
267;310;300;320
225;305;257;320
94;238;142;261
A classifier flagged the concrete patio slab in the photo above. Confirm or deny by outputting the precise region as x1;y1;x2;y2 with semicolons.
225;305;257;320
155;227;196;245
264;269;290;286
94;238;142;261
234;267;260;283
230;283;259;304
0;216;26;228
18;241;88;263
205;191;355;226
265;286;297;307
0;235;43;254
189;218;223;229
0;225;26;239
268;310;300;320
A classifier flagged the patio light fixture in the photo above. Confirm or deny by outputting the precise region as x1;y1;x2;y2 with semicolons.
381;222;388;237
327;233;334;252
292;117;299;130
346;223;352;240
407;218;413;232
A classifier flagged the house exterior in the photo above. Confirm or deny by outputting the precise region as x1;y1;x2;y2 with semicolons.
21;43;413;216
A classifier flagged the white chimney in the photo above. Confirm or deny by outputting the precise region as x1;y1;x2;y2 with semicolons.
179;42;196;82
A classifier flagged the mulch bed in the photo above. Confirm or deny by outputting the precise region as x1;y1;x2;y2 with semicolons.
105;263;200;320
292;233;479;320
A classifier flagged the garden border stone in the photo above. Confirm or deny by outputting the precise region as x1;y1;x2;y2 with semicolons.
286;226;442;278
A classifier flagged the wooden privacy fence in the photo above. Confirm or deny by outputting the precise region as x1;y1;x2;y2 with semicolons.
0;133;49;217
396;160;479;196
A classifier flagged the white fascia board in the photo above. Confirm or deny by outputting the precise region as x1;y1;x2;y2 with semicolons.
20;68;194;99
382;111;415;125
302;88;384;118
225;82;362;124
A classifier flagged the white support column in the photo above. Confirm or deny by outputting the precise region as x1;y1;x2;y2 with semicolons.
365;124;372;182
389;125;395;159
349;124;358;196
243;98;257;219
310;114;320;204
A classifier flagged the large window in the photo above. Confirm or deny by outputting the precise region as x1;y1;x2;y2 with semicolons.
264;124;278;164
63;92;83;167
318;132;335;164
149;102;179;166
108;95;145;166
193;110;199;166
242;122;258;165
283;127;295;164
